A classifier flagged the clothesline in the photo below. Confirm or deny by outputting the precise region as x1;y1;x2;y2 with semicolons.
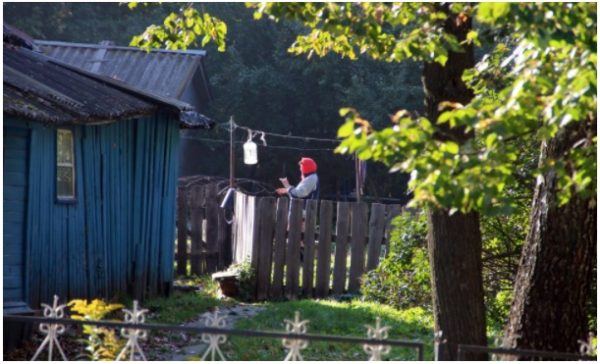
181;136;337;152
216;121;340;143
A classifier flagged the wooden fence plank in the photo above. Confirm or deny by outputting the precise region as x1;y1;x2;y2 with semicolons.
250;197;261;274
302;199;318;298
285;199;303;299
255;197;276;300
232;191;254;264
315;200;334;298
366;203;386;271
271;197;289;298
332;202;351;294
190;185;205;276
348;202;368;293
205;183;219;273
383;204;403;257
217;202;231;270
176;186;188;276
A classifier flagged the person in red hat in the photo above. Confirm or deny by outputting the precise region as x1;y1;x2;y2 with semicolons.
276;157;320;200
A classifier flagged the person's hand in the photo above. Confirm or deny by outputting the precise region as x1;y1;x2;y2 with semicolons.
279;177;290;188
276;187;288;195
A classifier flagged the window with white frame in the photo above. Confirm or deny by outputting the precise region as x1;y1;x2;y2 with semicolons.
56;128;75;201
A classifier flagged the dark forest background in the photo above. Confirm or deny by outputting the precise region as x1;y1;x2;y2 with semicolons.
5;2;424;201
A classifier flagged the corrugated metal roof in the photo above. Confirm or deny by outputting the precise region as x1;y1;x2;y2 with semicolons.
4;44;157;125
36;40;208;100
3;44;213;128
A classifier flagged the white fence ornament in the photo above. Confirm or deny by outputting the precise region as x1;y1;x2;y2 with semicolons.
579;332;597;357
282;311;310;361
201;310;228;361
116;300;149;361
31;295;69;361
363;317;391;361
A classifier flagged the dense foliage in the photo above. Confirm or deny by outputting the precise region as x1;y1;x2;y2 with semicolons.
361;210;431;310
362;208;525;328
319;3;596;214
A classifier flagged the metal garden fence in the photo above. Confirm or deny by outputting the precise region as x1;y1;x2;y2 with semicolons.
5;295;596;361
3;296;424;361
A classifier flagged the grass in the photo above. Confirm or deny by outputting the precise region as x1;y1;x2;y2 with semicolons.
141;275;225;324
223;299;434;361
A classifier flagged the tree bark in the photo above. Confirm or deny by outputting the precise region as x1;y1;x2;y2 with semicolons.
503;117;597;356
422;5;488;360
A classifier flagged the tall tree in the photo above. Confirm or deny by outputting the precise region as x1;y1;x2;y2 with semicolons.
330;2;596;355
250;3;489;358
422;5;487;359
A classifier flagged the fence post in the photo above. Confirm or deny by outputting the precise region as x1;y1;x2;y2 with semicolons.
271;198;289;298
255;197;276;300
190;185;205;276
285;199;303;299
315;200;333;298
302;199;318;298
176;185;188;276
205;183;219;273
332;202;351;295
348;202;368;293
366;203;386;271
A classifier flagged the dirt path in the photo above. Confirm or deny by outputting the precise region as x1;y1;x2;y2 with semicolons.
144;303;266;361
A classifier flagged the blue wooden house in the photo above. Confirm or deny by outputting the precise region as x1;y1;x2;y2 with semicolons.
35;39;214;178
3;26;212;320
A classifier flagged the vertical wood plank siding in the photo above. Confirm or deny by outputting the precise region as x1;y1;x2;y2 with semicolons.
4;113;180;308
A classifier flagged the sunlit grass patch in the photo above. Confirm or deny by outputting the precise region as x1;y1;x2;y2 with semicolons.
224;299;434;361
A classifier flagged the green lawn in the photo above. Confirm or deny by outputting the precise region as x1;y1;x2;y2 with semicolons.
142;275;224;324
223;299;434;361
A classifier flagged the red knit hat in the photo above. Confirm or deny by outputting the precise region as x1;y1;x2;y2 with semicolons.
299;157;317;175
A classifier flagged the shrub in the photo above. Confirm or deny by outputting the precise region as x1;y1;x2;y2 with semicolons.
68;299;124;361
361;209;432;311
226;260;256;301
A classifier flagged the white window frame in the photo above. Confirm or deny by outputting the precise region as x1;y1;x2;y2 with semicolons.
56;128;76;202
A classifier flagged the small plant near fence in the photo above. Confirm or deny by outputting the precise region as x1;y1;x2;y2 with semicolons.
68;299;124;360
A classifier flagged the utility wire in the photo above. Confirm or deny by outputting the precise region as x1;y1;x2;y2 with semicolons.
182;136;337;152
216;121;340;143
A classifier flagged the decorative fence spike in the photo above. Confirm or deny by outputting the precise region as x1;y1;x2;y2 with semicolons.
433;330;447;361
282;311;310;361
31;295;68;361
116;300;148;361
363;317;391;361
201;310;228;361
578;332;597;356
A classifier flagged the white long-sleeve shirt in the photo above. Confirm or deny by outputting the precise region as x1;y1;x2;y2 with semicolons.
287;173;319;199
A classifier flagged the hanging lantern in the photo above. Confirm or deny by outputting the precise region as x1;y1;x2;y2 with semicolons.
243;131;258;165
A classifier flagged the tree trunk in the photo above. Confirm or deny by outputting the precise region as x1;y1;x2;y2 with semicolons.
502;117;597;356
422;5;487;360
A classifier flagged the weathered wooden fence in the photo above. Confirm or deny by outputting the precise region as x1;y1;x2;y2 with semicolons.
175;181;232;276
232;192;403;300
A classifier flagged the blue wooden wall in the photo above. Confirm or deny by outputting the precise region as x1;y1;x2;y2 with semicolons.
3;126;30;304
3;113;180;308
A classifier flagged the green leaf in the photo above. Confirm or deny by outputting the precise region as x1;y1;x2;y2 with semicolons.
485;133;497;148
339;107;353;117
445;142;459;154
337;121;355;138
477;3;511;23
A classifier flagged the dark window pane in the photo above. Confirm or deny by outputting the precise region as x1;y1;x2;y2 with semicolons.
56;129;75;200
57;130;73;164
57;166;74;198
